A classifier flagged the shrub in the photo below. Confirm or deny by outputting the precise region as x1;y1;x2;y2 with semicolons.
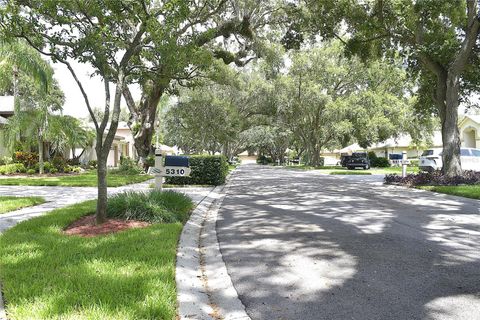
118;156;142;175
87;160;97;169
367;151;390;168
50;168;58;174
385;170;480;186
107;190;194;223
0;163;26;175
257;155;273;165
33;161;52;173
165;155;228;186
52;156;67;172
13;151;38;168
26;168;36;175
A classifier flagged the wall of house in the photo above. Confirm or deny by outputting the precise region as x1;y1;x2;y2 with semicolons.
460;119;480;149
116;128;136;159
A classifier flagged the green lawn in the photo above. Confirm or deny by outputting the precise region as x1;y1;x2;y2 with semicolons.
0;196;45;214
0;200;183;319
330;171;372;175
418;185;480;200
0;171;153;187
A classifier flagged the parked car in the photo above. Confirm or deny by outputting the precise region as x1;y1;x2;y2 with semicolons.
419;148;480;172
340;154;352;167
346;152;370;170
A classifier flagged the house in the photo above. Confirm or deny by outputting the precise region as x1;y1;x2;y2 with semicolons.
459;114;480;148
323;113;480;162
77;122;136;167
0;96;14;158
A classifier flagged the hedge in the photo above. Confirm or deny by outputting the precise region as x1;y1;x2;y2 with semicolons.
165;155;228;186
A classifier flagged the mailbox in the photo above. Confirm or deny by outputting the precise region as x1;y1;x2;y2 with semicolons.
165;155;189;167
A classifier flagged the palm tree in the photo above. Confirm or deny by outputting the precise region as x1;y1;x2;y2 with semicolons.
0;40;53;111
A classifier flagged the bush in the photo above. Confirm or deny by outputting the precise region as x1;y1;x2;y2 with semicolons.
118;156;142;175
385;170;480;186
52;156;67;172
165;155;228;186
26;168;36;175
0;163;27;174
107;190;194;223
13;152;38;168
50;168;58;174
367;151;390;168
257;155;273;165
33;161;52;173
87;160;97;169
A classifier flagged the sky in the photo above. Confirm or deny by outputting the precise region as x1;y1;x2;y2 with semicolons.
51;60;141;119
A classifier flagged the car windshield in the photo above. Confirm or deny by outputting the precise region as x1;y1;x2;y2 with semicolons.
461;149;472;156
352;153;366;158
421;150;442;156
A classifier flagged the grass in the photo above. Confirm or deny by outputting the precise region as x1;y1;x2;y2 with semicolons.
107;190;194;223
0;196;45;214
330;171;372;175
0;170;152;187
0;198;188;319
418;185;480;200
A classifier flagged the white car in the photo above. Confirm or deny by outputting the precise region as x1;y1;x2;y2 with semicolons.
419;148;480;172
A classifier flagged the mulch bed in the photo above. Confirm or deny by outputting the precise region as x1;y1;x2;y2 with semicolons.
64;215;150;237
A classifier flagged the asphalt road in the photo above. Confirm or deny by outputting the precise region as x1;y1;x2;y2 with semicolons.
216;165;480;320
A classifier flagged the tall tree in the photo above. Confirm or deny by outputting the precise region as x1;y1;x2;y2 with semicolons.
0;39;52;112
1;0;159;223
122;0;280;165
300;0;480;176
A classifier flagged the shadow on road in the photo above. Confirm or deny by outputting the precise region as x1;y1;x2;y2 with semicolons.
217;165;480;320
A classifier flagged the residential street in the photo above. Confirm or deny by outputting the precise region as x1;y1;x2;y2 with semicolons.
217;165;480;320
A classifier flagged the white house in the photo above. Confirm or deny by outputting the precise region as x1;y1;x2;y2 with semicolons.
0;96;14;158
323;113;480;162
459;114;480;149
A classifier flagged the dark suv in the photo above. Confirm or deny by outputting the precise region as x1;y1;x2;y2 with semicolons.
346;152;370;170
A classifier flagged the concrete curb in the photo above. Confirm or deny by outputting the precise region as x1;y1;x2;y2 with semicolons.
177;171;249;320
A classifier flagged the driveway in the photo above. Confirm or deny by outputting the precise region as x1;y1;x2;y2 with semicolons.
217;165;480;320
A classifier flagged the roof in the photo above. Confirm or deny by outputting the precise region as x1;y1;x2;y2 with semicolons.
333;132;443;154
0;96;14;114
462;114;480;125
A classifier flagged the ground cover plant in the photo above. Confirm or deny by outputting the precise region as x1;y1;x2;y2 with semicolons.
0;196;45;213
0;191;194;319
385;171;480;200
0;170;152;187
107;190;194;223
385;171;480;186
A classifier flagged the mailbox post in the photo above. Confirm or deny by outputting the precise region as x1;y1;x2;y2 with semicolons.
148;152;191;191
155;148;164;191
402;151;407;178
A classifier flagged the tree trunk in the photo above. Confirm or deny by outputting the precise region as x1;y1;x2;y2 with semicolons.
123;84;165;168
96;157;107;224
38;137;44;174
441;73;462;176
